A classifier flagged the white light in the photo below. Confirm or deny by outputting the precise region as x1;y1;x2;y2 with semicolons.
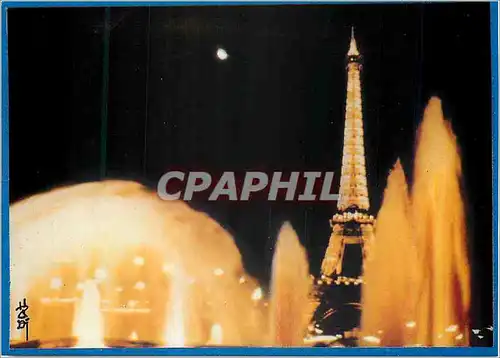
216;48;228;61
73;280;105;348
208;323;223;345
251;287;263;301
129;331;138;341
239;276;246;284
94;268;107;281
405;321;416;328
134;281;146;290
303;335;339;344
213;268;224;276
163;263;174;274
50;277;63;289
445;324;458;333
133;256;145;266
363;335;381;344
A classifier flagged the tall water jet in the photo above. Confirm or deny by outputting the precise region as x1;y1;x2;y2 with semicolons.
268;223;311;346
360;97;470;347
207;324;224;345
163;269;186;347
412;97;470;346
361;160;419;346
73;280;105;348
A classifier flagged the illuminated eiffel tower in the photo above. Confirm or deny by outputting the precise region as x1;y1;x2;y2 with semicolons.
310;28;375;347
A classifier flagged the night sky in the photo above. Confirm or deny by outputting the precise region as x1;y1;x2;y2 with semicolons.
7;3;493;341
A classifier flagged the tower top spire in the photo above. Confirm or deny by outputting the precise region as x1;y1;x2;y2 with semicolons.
337;25;369;212
347;26;360;57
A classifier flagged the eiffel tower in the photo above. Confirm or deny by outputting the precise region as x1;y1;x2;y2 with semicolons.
310;28;375;347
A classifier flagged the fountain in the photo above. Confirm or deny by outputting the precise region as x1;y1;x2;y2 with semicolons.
361;97;471;347
73;280;106;348
268;223;312;346
9;181;267;347
361;160;419;346
163;267;187;347
9;97;475;348
412;97;470;346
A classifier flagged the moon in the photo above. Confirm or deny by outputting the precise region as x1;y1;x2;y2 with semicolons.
216;48;229;61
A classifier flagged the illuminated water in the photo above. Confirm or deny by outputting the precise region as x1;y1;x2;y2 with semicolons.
10;181;266;346
361;97;470;346
73;280;105;348
361;160;418;346
412;97;470;346
268;223;312;346
10;97;471;347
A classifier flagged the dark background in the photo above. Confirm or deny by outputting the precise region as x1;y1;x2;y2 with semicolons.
7;3;493;344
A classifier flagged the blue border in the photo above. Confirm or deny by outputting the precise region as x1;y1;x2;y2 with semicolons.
491;0;499;352
1;0;10;355
1;347;499;356
1;1;498;356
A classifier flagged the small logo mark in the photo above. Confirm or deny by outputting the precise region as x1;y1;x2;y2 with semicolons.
16;298;30;341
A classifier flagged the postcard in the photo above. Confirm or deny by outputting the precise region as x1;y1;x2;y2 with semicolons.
1;1;497;355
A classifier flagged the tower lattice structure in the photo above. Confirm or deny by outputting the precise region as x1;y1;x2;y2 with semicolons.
310;28;375;347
